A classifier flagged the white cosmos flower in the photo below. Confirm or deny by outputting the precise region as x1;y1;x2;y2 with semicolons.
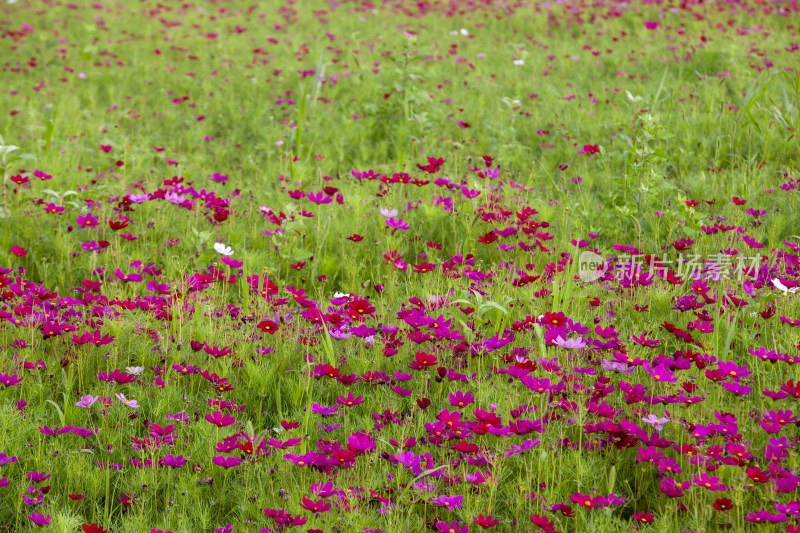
126;367;145;376
772;278;798;294
213;242;234;256
513;59;525;66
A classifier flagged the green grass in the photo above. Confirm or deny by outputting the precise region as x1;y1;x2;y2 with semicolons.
0;0;799;532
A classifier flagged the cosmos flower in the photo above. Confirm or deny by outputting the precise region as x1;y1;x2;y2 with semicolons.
430;494;463;510
641;414;669;431
772;278;798;294
28;512;51;527
115;394;140;409
385;217;410;230
299;496;332;513
213;243;234;256
435;521;468;533
0;373;23;387
552;336;586;349
76;395;99;408
205;411;235;427
693;473;726;491
311;403;342;416
212;456;242;469
160;455;188;468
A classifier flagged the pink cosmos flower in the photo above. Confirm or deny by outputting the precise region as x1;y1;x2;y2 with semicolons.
76;212;99;228
693;473;726;491
43;203;65;214
212;456;242;469
28;512;51;527
115;394;140;409
205;411;235;427
386;217;410;230
76;395;99;408
299;496;331;513
430;494;463;510
311;403;342;416
569;493;607;508
553;336;586;349
449;390;475;408
641;414;669;431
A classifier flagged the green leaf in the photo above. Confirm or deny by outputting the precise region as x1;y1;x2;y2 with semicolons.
44;111;58;152
318;320;336;367
289;247;313;262
45;399;66;426
408;465;448;487
608;465;617;494
480;301;508;315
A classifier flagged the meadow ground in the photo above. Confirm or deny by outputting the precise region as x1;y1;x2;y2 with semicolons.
1;0;800;532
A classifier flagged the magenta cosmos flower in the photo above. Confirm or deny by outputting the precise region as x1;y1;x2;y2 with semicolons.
385;217;410;230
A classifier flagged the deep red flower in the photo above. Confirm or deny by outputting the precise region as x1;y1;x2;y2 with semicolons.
478;231;498;244
257;319;279;335
540;312;567;327
412;262;435;273
713;498;734;511
348;299;375;317
552;503;574;517
530;513;556;530
414;351;438;368
582;144;600;155
473;514;498;528
281;420;300;430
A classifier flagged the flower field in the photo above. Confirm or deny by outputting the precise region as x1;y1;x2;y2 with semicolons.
1;0;800;531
